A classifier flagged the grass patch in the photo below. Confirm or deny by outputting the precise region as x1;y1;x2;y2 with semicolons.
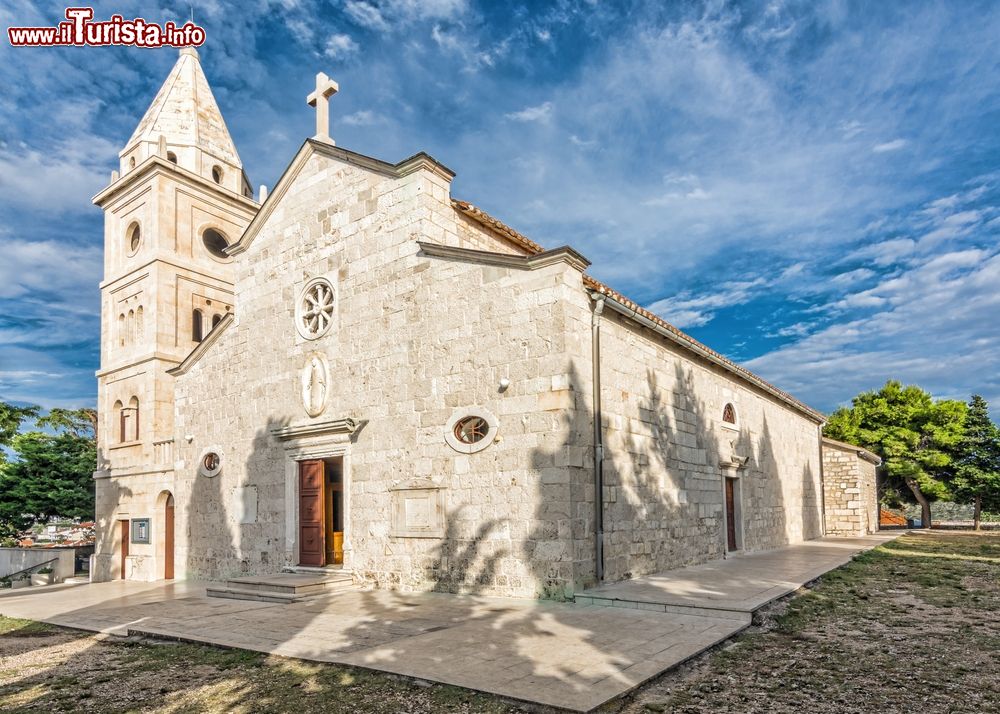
624;531;1000;714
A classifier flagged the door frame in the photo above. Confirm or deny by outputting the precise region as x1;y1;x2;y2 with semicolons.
721;472;743;555
282;441;352;570
118;519;130;579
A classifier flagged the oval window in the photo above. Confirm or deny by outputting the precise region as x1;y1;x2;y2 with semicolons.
453;416;488;445
444;408;499;454
126;222;141;254
198;449;223;477
202;228;230;259
212;165;223;184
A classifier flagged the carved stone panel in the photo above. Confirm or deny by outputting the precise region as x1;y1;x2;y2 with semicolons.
390;477;444;539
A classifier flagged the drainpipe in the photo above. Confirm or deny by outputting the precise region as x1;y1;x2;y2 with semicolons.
590;292;606;582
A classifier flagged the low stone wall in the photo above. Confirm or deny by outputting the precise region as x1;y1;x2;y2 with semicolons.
821;438;880;537
0;547;75;582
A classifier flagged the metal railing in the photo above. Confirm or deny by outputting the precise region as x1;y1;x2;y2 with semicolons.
0;556;59;586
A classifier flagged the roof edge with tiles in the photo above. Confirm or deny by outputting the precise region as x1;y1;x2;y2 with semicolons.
452;199;826;424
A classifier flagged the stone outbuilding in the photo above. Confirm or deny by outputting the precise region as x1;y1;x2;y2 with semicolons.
821;437;881;537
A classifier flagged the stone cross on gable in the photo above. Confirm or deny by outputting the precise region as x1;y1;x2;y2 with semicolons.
307;72;339;145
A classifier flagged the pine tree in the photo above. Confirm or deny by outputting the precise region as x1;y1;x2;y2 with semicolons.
952;395;1000;530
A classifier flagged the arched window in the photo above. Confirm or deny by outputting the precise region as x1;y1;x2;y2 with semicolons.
211;165;223;184
127;309;135;344
166;151;177;163
722;403;737;425
212;313;222;329
118;313;126;346
128;156;136;169
202;228;230;259
136;306;143;340
113;400;124;443
128;396;140;441
192;309;204;342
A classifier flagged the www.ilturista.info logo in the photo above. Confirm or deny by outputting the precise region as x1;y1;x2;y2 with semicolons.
7;7;206;48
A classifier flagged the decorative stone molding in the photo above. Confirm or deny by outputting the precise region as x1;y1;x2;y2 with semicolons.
444;407;499;454
719;440;750;471
271;417;358;442
390;477;445;539
300;352;330;417
295;277;336;340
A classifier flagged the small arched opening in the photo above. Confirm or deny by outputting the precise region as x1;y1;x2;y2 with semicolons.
192;308;204;342
155;490;175;580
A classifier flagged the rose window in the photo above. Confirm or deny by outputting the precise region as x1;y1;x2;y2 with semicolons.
296;278;335;339
453;416;489;445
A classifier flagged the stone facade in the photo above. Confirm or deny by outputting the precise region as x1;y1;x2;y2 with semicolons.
93;49;834;598
821;437;880;537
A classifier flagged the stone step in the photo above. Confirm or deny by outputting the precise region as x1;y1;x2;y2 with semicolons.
205;586;316;604
207;572;355;602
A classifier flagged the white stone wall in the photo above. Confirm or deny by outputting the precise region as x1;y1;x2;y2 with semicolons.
172;148;586;597
577;308;825;583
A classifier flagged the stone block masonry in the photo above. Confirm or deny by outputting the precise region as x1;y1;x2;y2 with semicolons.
821;437;880;537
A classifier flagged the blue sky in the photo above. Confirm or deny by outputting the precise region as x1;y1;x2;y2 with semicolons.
1;0;999;417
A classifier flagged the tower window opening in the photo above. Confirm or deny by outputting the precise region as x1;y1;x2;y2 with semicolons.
192;308;204;342
166;151;177;163
212;165;223;184
202;228;230;259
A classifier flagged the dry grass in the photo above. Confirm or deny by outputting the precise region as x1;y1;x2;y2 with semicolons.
2;532;997;713
619;531;1000;714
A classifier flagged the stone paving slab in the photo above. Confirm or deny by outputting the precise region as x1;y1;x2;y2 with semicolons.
0;535;896;711
0;579;746;711
580;533;900;613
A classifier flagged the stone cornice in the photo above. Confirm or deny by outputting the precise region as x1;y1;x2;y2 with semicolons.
271;417;359;441
822;437;882;465
227;140;456;256
417;241;591;273
166;312;234;377
92;154;259;211
96;352;182;378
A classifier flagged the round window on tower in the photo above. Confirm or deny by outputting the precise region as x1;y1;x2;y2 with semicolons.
202;227;231;261
126;222;141;256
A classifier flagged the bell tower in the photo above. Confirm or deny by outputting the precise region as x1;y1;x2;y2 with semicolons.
91;47;258;580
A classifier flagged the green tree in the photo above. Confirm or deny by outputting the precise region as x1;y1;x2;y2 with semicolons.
0;402;97;534
950;395;1000;530
0;403;39;460
825;380;966;528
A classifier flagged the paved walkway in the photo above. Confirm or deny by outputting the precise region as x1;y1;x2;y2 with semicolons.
579;533;899;613
0;534;897;712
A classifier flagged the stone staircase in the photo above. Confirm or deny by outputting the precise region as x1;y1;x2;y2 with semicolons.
206;570;355;603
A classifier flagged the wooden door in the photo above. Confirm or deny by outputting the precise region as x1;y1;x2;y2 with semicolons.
164;494;175;580
326;474;344;565
298;460;326;566
725;478;738;552
119;519;130;579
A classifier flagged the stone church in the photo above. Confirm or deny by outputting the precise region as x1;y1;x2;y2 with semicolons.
91;48;855;598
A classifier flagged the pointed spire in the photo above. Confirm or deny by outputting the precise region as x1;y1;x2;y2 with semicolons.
124;47;243;171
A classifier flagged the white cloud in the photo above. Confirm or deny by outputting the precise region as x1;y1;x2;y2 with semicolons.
872;138;907;153
324;33;360;59
747;249;1000;414
648;277;768;328
505;101;553;123
340;109;387;126
344;1;389;31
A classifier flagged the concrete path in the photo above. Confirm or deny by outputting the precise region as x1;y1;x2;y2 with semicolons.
579;533;899;613
0;534;897;711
